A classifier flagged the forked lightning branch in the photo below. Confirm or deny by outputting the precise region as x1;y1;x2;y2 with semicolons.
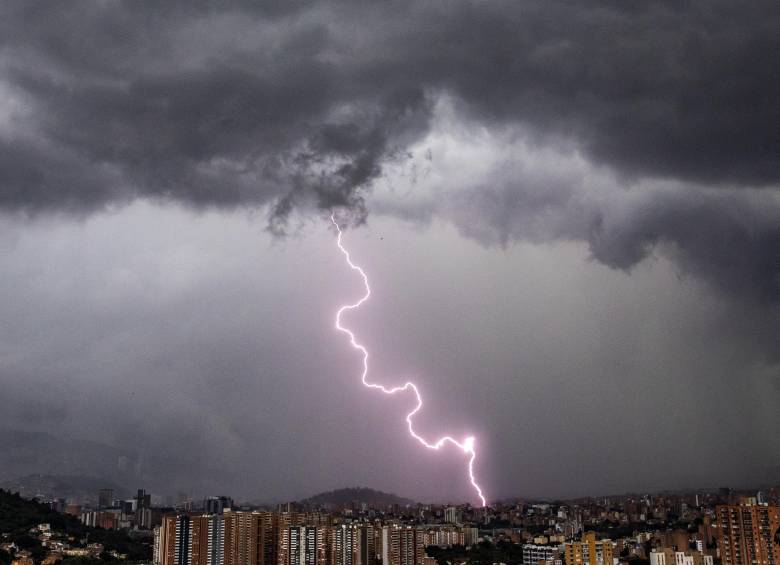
331;214;487;507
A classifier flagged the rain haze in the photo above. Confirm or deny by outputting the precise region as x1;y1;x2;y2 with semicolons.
0;1;778;504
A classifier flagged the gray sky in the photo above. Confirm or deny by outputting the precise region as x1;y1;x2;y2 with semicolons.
0;1;778;504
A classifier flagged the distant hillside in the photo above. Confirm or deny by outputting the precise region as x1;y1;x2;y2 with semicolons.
300;487;415;507
0;489;151;561
0;475;125;503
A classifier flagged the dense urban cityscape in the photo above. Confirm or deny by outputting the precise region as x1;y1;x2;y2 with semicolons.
1;8;777;565
1;486;778;565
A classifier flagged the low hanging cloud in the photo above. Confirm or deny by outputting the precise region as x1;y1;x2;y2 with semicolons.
0;1;778;296
370;100;780;309
0;2;434;224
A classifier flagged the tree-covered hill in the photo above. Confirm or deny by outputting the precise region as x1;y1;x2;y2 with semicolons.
299;487;415;507
0;489;151;562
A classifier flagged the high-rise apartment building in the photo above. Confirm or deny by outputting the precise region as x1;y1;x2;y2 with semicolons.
332;525;375;565
156;515;191;565
204;497;235;515
156;512;278;565
154;524;164;565
98;489;114;509
136;489;154;529
397;526;424;565
716;502;780;565
462;528;478;548
423;529;457;549
380;526;396;565
81;510;120;530
650;549;713;565
224;511;277;565
278;526;329;565
191;514;225;565
333;525;358;565
443;508;461;525
564;532;614;565
380;526;424;565
523;544;561;565
258;512;280;565
358;526;376;565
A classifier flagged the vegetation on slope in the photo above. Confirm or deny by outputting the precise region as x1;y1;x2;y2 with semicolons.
0;490;151;562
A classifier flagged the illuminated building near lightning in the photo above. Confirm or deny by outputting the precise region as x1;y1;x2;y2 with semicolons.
332;525;358;565
332;524;376;565
330;214;487;506
443;507;461;525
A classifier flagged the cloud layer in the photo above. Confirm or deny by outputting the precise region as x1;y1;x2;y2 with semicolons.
1;1;778;300
1;4;777;196
372;103;780;306
0;1;778;500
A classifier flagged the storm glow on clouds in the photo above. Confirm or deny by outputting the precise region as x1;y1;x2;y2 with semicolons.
0;1;778;502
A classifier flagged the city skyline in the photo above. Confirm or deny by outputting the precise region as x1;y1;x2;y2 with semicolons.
3;479;780;565
87;488;780;565
8;481;780;513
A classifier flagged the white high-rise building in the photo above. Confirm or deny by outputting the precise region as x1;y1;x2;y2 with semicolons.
279;526;327;565
443;508;461;525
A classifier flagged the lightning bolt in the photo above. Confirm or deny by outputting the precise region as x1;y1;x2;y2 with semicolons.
331;214;487;507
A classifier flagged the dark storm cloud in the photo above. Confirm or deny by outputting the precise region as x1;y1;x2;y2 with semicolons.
589;191;780;303
1;1;778;209
2;1;780;503
0;0;776;303
427;1;780;186
0;1;434;225
435;159;780;303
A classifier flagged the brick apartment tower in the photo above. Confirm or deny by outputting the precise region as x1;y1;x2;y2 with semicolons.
380;526;424;565
157;515;190;565
224;511;279;565
191;514;225;565
716;502;780;565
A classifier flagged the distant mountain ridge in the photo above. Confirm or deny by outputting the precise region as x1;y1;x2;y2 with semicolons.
300;487;415;507
0;428;140;487
0;474;125;503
